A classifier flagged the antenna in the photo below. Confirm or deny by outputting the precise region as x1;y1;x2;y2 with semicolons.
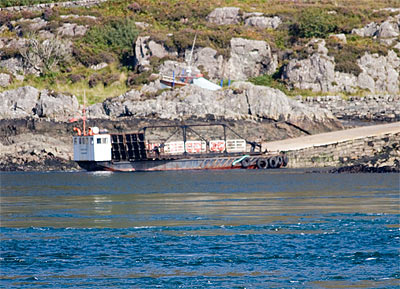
187;34;197;76
82;90;87;136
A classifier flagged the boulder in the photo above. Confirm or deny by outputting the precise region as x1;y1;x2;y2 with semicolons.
90;62;108;71
357;50;400;94
0;86;39;119
376;20;399;38
207;7;241;25
0;57;30;77
191;47;224;79
57;23;87;37
282;52;335;92
38;30;54;39
134;36;177;71
134;22;150;29
244;16;281;29
102;89;142;118
224;38;277;80
333;72;357;93
352;22;379;37
20;17;48;31
0;73;11;87
34;90;79;120
87;102;107;118
329;33;347;43
231;82;342;133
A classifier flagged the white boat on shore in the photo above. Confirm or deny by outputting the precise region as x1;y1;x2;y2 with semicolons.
160;34;221;91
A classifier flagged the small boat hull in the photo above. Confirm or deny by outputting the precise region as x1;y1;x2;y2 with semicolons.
160;79;188;89
77;155;285;172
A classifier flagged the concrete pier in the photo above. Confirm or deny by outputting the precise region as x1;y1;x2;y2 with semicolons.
263;122;400;169
264;122;400;152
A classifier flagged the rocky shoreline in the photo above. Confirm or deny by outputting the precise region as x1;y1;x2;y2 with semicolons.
1;117;399;173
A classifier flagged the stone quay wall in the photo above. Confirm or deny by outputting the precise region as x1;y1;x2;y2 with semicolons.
286;132;400;169
0;0;108;12
296;95;400;123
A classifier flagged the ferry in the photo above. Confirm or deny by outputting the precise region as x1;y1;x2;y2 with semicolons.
73;123;288;172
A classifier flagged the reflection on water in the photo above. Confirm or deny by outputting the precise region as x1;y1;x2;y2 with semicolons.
1;170;398;228
0;170;399;288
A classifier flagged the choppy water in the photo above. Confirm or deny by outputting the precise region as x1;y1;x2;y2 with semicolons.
1;170;399;288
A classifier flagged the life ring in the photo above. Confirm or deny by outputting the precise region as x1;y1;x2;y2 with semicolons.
73;127;82;136
241;157;251;168
256;158;268;169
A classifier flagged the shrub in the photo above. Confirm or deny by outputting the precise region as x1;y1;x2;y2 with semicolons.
82;17;138;63
127;2;141;13
126;71;151;86
289;9;338;39
1;46;21;59
103;73;120;86
20;36;71;75
88;73;102;88
88;72;120;87
68;73;85;83
72;44;115;67
327;37;388;76
248;73;288;94
20;10;40;20
0;12;12;26
42;8;59;22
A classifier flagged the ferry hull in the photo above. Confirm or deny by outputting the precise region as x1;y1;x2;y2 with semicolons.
76;155;278;172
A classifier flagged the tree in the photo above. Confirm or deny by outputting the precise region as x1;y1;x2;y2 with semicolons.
20;35;71;75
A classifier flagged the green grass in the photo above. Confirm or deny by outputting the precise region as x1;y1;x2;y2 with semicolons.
0;63;130;105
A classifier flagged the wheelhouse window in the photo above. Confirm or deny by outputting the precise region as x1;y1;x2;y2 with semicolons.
97;138;101;144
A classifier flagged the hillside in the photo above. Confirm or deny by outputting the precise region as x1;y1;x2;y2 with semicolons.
1;0;399;105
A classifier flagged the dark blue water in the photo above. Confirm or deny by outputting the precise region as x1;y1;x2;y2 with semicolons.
1;170;399;288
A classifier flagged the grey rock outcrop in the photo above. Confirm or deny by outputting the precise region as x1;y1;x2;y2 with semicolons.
282;40;335;92
244;16;282;29
207;7;282;30
352;14;400;45
207;7;241;25
283;39;400;93
329;33;347;43
191;47;224;79
57;23;88;37
0;86;79;120
376;19;399;38
35;90;79;119
159;38;278;81
134;36;177;71
0;86;39;118
13;17;48;33
0;73;12;87
352;22;380;37
88;81;342;133
357;50;400;94
224;38;277;80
